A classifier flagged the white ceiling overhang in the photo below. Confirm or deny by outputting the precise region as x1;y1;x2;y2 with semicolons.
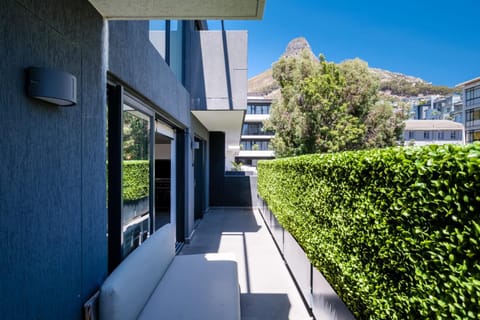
191;110;244;148
88;0;265;20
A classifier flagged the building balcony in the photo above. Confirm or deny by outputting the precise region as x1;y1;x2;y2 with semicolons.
241;134;275;139
244;114;270;122
237;150;274;158
180;206;353;319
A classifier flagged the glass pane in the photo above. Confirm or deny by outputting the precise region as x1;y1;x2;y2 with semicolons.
170;20;183;82
122;104;151;258
149;20;167;59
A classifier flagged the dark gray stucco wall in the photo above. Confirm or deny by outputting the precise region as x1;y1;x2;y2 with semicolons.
108;21;191;128
0;1;107;319
209;132;253;207
186;30;248;111
191;115;210;210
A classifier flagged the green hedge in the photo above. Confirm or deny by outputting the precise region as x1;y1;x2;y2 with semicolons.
258;143;480;319
123;160;149;201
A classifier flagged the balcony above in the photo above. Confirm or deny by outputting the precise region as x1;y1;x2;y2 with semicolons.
241;135;274;140
188;31;248;112
238;150;275;158
192;110;244;154
89;0;265;19
244;114;269;122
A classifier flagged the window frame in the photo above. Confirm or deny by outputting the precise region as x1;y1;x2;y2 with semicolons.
107;84;156;272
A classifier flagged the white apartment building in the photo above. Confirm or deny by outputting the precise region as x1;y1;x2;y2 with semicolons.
236;96;275;166
411;94;463;123
457;77;480;143
403;120;465;146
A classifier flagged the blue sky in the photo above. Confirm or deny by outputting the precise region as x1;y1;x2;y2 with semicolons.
217;0;479;87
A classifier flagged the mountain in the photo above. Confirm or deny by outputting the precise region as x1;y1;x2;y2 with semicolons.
282;37;318;61
248;37;453;99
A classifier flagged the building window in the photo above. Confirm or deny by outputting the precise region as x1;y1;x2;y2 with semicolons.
465;107;480;128
242;123;274;135
122;104;152;258
467;130;480;143
246;103;270;115
242;123;260;135
149;20;185;83
465;85;480;107
438;131;444;140
424;131;430;139
240;140;270;151
107;85;156;271
408;131;414;139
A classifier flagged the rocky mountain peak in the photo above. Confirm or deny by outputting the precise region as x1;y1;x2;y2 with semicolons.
282;37;318;60
248;37;451;99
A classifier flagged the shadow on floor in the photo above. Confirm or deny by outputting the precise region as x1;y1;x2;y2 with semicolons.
240;293;291;320
180;207;261;255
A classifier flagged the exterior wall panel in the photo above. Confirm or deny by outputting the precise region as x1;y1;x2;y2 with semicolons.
108;21;191;128
0;1;107;319
187;31;247;111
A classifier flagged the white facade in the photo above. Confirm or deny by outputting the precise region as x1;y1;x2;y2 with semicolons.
411;95;463;123
457;77;480;143
236;96;275;166
403;120;465;146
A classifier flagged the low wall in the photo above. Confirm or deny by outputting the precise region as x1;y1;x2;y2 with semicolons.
210;175;257;207
258;198;355;320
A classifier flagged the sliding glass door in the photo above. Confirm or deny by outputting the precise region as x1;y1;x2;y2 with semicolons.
107;84;178;271
121;103;153;257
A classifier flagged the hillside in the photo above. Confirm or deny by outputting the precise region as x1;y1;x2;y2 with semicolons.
248;37;453;99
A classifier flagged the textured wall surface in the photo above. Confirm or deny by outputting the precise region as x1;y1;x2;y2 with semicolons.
191;115;210;212
0;1;107;319
187;30;248;111
108;21;191;128
209;132;253;207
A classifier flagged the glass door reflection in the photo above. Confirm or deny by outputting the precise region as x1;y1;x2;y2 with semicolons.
122;104;151;258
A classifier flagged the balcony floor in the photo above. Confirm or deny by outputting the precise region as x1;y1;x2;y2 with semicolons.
180;207;313;320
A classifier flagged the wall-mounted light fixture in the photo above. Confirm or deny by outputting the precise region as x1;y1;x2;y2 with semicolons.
26;67;77;106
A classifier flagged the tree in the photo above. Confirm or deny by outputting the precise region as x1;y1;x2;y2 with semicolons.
338;58;379;121
265;51;364;156
364;100;405;148
123;111;150;160
266;54;405;157
338;58;407;148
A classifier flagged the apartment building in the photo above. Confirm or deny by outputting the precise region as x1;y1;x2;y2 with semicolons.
457;77;480;142
236;96;275;166
403;120;465;146
432;95;463;122
0;1;265;318
411;95;463;123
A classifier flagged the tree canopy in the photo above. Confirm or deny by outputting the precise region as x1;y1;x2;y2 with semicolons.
265;52;407;157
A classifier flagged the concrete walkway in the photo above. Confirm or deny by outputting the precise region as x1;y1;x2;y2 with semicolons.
180;207;313;320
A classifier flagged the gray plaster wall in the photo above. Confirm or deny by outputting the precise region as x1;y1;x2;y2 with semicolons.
0;0;107;319
108;21;191;128
191;114;210;141
191;115;210;212
186;30;248;111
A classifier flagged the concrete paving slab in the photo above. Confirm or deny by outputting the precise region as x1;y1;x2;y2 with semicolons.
180;207;313;320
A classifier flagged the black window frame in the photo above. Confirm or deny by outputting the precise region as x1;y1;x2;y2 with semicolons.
106;84;156;272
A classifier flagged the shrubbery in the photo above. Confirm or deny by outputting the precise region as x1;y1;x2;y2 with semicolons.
258;143;480;319
123;160;149;201
379;79;453;96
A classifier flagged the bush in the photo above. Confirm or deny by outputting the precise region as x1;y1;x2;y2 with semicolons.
258;143;480;319
123;160;149;201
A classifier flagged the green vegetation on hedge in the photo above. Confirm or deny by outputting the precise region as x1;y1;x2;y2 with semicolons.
123;160;149;201
258;143;480;319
